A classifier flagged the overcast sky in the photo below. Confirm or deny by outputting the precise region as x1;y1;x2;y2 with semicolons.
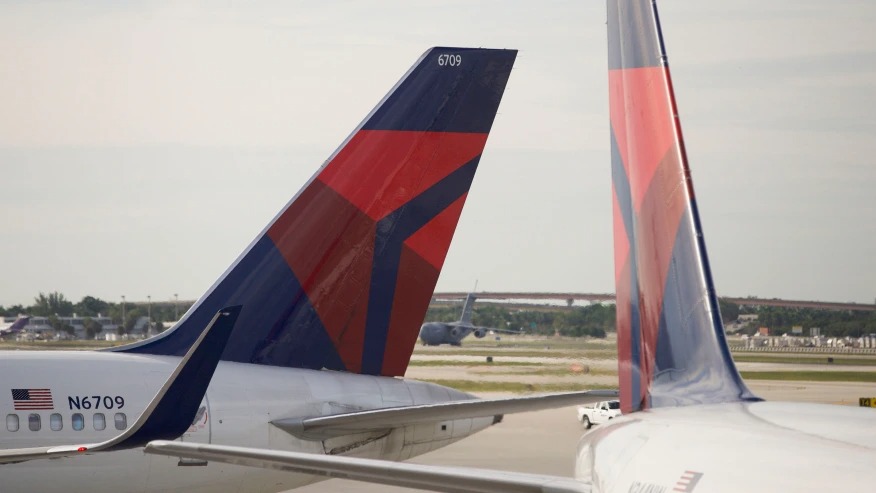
1;1;874;308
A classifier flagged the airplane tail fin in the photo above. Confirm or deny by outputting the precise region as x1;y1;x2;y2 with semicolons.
607;0;758;412
459;293;477;325
2;316;29;335
115;47;517;377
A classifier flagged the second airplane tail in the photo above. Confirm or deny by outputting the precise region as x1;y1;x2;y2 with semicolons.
117;47;517;377
607;0;758;413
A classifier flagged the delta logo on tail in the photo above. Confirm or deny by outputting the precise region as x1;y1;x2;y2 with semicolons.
607;0;756;412
118;48;517;376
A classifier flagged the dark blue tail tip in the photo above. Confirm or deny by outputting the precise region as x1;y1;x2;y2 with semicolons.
362;47;518;134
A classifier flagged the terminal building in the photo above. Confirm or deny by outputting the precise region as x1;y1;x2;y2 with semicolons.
2;315;152;341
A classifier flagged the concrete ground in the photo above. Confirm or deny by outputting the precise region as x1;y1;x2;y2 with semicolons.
293;346;876;493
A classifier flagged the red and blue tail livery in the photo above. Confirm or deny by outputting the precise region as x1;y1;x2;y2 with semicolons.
607;0;757;412
117;47;517;376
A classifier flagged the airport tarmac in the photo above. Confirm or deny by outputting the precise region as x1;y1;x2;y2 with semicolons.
293;367;876;492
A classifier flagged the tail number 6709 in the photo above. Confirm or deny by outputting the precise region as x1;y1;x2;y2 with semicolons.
68;395;126;410
437;54;462;67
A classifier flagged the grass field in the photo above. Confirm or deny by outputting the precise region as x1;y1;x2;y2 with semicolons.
418;379;615;393
415;349;616;360
733;354;876;366
739;371;876;383
0;340;125;350
5;336;875;390
408;360;544;367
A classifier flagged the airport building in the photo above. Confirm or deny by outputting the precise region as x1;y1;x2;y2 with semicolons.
2;315;157;341
16;315;120;340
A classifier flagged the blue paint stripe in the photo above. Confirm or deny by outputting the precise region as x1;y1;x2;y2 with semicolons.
360;156;481;375
651;207;759;406
117;236;345;372
363;48;516;133
611;127;643;410
117;306;240;449
607;0;662;70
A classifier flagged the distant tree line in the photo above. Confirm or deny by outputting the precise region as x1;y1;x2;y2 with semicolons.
0;292;194;334
426;298;876;339
738;305;876;338
424;303;615;338
4;292;874;339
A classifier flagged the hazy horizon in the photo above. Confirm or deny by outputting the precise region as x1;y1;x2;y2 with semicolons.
2;2;874;307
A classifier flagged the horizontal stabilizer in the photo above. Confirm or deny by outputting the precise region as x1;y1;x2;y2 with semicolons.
273;390;618;440
0;307;240;464
145;440;589;493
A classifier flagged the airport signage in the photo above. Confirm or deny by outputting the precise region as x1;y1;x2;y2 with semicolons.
858;398;876;407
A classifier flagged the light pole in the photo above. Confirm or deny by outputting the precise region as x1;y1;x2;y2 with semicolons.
121;295;126;333
174;293;179;321
147;295;152;335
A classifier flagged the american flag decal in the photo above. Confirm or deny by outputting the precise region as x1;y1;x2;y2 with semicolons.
673;471;703;492
11;388;54;410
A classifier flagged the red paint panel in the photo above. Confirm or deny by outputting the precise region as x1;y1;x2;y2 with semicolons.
381;245;440;376
615;259;634;414
613;179;635;413
335;288;369;374
608;67;676;213
267;180;375;372
403;193;468;271
318;130;488;220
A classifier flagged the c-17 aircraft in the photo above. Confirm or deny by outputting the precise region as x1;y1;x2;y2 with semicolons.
0;47;617;493
419;293;519;346
147;1;876;492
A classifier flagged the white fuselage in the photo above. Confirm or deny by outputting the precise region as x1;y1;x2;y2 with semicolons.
576;401;876;492
0;351;492;493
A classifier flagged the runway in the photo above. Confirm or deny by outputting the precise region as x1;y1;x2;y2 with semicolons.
293;379;876;493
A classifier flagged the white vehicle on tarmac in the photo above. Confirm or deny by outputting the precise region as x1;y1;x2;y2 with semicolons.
577;400;621;429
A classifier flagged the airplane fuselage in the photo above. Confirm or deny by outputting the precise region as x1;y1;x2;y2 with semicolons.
0;351;492;493
576;401;876;492
419;322;472;346
419;322;492;346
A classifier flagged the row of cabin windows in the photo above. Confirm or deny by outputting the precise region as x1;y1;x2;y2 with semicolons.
6;413;127;432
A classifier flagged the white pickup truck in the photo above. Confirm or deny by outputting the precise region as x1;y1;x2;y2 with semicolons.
577;400;621;429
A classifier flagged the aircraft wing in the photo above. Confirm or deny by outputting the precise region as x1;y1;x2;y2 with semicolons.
0;306;241;464
272;390;618;439
477;326;523;334
145;440;590;493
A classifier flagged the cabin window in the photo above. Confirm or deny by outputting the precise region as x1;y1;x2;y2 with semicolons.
114;413;127;430
93;413;106;431
28;413;41;431
50;413;63;431
72;413;84;431
6;414;19;432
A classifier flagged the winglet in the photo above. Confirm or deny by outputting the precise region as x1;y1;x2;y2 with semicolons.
105;305;242;448
0;306;241;463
